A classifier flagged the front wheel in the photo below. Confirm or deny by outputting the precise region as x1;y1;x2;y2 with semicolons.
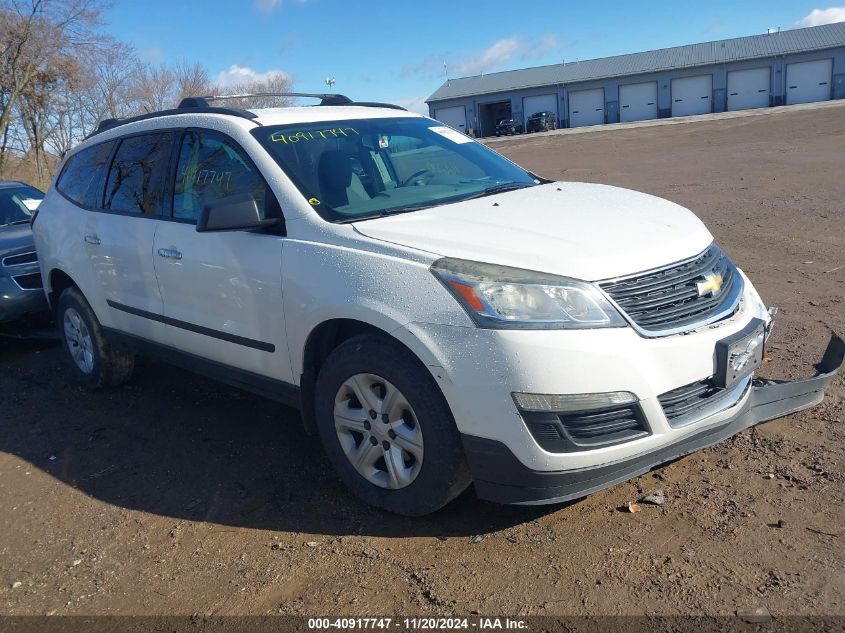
57;287;135;389
314;335;471;515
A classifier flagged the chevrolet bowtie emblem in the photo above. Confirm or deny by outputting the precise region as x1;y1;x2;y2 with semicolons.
697;272;724;297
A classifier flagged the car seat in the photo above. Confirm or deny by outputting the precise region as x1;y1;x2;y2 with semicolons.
317;151;370;208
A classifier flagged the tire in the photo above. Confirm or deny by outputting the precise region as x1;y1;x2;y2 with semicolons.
314;334;471;515
57;286;135;389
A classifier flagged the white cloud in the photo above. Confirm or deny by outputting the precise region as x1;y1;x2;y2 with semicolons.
795;7;845;27
253;0;311;13
390;96;429;116
400;55;445;79
139;45;164;63
454;37;522;75
254;0;281;12
702;19;724;35
403;35;562;80
520;35;560;61
214;64;290;89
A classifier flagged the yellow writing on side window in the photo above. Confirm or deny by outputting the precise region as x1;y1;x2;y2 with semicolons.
270;128;359;143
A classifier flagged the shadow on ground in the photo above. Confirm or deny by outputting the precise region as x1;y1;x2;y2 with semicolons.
1;338;562;537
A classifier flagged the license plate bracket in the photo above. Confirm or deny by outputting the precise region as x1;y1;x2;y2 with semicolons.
715;318;766;389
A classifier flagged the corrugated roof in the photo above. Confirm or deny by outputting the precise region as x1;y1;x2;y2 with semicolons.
427;22;845;102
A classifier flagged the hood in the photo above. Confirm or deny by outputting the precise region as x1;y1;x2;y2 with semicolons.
0;222;36;256
352;182;713;281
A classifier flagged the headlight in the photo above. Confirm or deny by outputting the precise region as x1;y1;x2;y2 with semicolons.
431;258;627;329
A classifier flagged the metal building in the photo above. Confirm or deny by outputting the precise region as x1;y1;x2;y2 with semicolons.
426;23;845;136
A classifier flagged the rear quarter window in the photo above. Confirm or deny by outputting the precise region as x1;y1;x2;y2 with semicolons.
104;132;174;215
56;141;117;209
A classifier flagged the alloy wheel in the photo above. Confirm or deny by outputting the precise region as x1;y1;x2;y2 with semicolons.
63;307;94;374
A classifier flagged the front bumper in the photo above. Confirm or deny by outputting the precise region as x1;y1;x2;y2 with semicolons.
0;274;48;324
462;332;844;505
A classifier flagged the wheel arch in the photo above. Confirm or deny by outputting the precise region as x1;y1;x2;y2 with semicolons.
47;268;80;316
298;317;444;436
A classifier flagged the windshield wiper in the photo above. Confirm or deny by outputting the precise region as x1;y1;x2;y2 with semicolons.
337;182;535;224
338;201;439;224
7;219;31;226
460;182;534;201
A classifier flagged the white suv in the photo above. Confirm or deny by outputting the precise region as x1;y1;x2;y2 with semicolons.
33;93;842;515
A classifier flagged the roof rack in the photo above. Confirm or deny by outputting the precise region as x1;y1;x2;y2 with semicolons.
86;93;409;139
352;101;408;111
179;93;407;111
182;93;354;108
88;104;259;138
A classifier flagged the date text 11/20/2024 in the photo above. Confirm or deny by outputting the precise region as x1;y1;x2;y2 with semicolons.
307;618;528;630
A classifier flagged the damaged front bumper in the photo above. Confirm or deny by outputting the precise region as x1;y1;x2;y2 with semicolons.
462;332;844;506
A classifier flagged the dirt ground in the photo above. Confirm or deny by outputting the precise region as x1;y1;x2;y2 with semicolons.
1;103;843;619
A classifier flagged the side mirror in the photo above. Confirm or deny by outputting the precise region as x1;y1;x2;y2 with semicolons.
196;193;279;232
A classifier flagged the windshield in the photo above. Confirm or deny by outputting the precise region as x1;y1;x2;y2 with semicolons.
253;117;538;222
0;185;44;227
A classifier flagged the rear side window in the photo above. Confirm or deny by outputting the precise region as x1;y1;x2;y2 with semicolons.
173;130;267;222
104;133;174;215
56;141;116;209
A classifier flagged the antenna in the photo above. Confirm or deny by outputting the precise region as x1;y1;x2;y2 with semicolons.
325;76;336;88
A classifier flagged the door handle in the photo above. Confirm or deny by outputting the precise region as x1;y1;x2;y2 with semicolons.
84;234;101;245
157;247;182;260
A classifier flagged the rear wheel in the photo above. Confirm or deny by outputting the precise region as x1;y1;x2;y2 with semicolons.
314;335;471;515
57;287;135;389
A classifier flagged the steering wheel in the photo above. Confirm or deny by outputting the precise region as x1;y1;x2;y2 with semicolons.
401;169;435;187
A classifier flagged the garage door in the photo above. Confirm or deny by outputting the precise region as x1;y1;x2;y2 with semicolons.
671;75;712;117
568;88;604;127
619;81;657;122
786;59;832;105
433;106;467;131
727;67;770;111
522;94;558;128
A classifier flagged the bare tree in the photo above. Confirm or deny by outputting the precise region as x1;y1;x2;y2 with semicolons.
85;41;140;121
127;60;214;114
0;0;104;175
172;60;211;104
133;63;175;113
0;0;294;184
210;73;294;109
45;52;102;156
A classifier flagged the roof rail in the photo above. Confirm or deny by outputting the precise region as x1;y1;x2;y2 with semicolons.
87;105;259;138
181;93;354;108
86;93;410;139
352;101;408;111
179;94;407;111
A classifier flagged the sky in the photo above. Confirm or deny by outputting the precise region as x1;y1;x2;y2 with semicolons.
102;1;845;114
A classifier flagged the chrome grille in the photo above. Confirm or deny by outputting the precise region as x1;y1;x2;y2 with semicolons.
12;272;43;290
599;244;741;334
2;251;37;267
